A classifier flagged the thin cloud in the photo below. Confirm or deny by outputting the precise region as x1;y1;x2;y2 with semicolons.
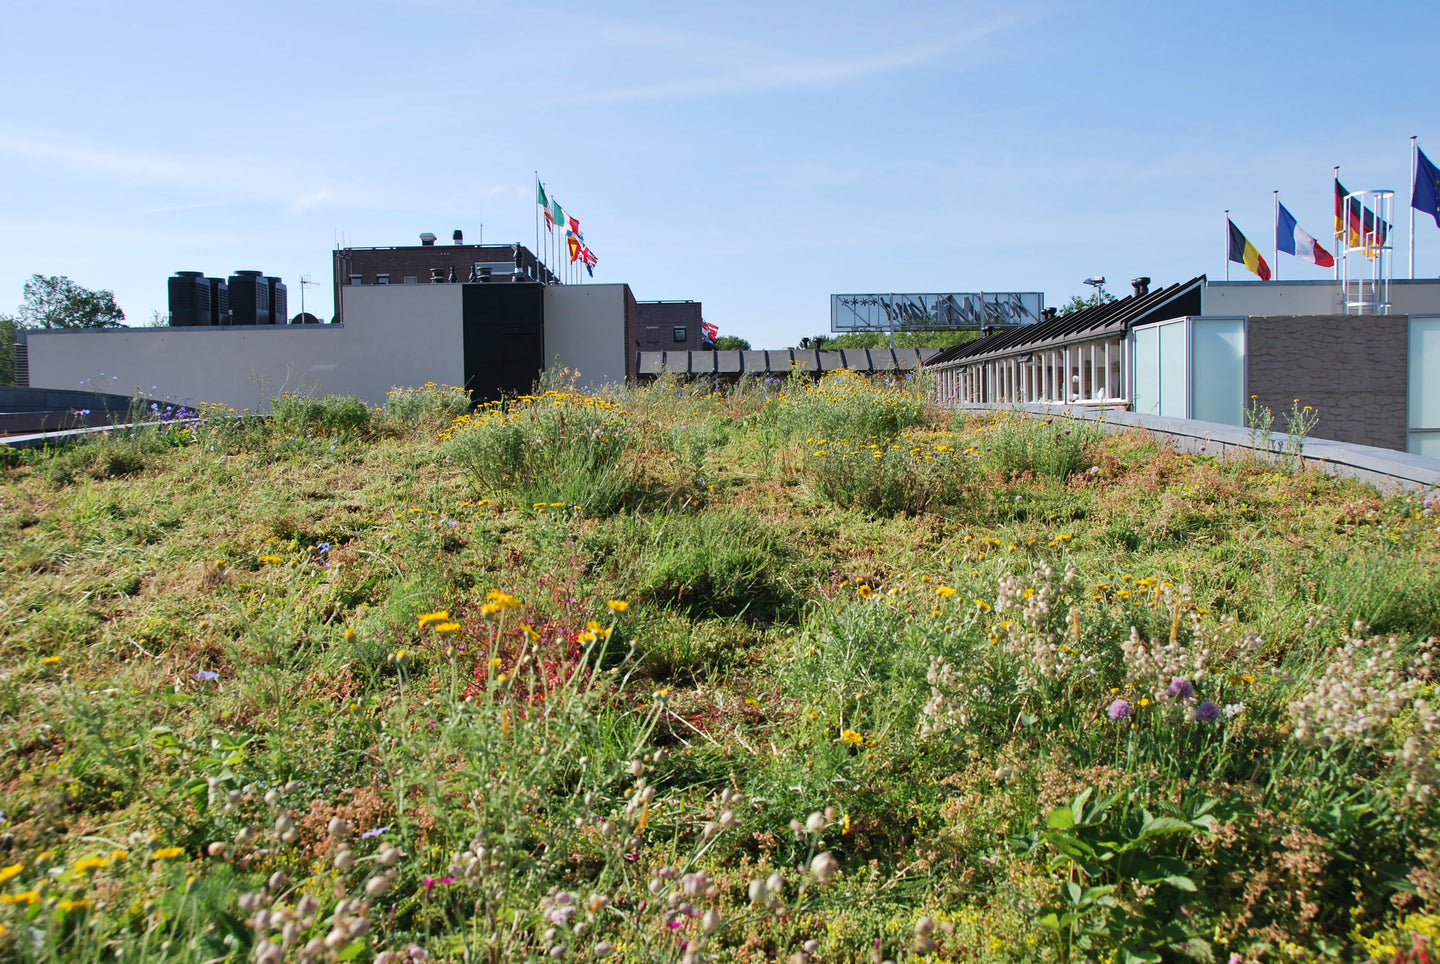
539;20;1018;107
290;190;332;212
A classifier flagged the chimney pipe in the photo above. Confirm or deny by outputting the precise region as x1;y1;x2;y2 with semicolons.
452;229;463;245
1131;276;1151;298
1042;307;1058;322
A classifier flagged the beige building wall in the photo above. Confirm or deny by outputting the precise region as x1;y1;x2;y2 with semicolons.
26;285;465;411
543;285;629;387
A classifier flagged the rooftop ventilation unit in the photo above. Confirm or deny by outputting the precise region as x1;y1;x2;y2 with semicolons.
419;232;437;246
452;230;464;244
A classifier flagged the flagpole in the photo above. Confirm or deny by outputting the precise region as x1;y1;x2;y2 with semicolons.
1334;166;1341;282
1224;209;1230;281
1411;136;1417;279
534;172;540;281
1273;190;1280;281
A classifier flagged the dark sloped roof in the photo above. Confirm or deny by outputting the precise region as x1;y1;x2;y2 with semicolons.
927;276;1206;367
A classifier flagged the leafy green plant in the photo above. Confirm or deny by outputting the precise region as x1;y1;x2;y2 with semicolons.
270;392;371;436
1031;788;1216;964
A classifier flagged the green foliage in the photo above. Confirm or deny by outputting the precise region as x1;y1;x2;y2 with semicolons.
801;329;979;349
13;273;125;329
0;314;15;384
382;382;473;430
1;375;1438;962
977;411;1104;480
1060;289;1119;315
270;392;371;437
801;436;973;515
711;335;751;351
445;390;639;515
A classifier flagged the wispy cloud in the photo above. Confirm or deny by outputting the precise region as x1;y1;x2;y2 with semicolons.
538;18;1020;107
290;190;331;212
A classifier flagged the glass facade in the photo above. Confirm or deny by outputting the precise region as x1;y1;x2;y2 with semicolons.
1410;317;1440;456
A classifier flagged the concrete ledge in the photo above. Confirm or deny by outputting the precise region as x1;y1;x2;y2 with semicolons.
951;402;1440;495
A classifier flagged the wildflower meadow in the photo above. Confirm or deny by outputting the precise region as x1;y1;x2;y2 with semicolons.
0;372;1438;963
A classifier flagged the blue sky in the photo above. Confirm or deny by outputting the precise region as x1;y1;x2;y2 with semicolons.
2;0;1438;347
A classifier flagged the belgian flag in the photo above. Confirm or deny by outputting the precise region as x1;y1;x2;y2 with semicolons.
1227;219;1271;280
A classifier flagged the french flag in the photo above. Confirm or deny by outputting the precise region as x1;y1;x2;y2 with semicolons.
1277;202;1335;268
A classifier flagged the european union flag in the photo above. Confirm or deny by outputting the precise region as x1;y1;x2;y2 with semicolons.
1414;146;1440;228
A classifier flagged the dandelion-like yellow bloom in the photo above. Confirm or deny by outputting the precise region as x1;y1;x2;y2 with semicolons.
606;600;628;612
40;656;60;664
417;610;451;627
59;899;93;912
856;584;873;599
261;554;283;564
343;628;355;640
936;586;957;598
432;622;461;634
152;847;185;860
0;863;22;885
521;623;541;640
840;729;865;745
485;590;520;610
73;856;112;873
0;891;40;906
578;631;597;644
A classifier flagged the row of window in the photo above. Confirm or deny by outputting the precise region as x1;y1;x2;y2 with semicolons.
350;274;415;285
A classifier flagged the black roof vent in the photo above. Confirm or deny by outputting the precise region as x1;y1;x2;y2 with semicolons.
420;232;437;246
452;230;463;244
1132;276;1151;297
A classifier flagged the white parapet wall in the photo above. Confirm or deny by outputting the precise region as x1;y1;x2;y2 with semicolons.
542;284;629;387
25;285;467;411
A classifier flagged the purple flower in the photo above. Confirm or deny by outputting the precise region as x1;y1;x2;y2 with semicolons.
195;670;219;681
1194;701;1221;723
360;825;391;839
1107;698;1131;720
1168;677;1194;700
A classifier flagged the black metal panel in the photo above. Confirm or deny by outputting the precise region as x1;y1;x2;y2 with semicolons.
228;271;271;326
461;283;544;401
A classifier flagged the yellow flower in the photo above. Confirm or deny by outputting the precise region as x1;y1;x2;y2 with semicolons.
485;590;520;610
432;622;461;634
73;856;112;873
0;863;22;885
152;847;185;860
1138;698;1151;707
606;600;628;612
840;729;865;745
521;623;541;641
495;673;509;684
856;584;873;599
417;610;451;627
343;628;355;640
578;631;597;644
936;586;957;598
110;850;127;861
59;899;93;913
261;554;283;564
0;891;39;906
40;656;60;664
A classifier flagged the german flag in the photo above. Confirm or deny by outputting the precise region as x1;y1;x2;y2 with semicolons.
1334;179;1389;250
1227;219;1271;280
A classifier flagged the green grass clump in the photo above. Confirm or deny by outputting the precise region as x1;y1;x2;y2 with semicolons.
270;392;371;437
445;389;639;515
0;372;1438;963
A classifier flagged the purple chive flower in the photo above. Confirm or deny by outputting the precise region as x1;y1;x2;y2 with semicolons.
1194;701;1221;723
1107;698;1131;720
1168;677;1194;700
195;670;219;681
360;825;391;839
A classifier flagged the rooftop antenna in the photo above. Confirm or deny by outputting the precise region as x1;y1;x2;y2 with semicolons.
299;275;318;324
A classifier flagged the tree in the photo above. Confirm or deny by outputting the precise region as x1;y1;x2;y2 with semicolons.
16;274;125;329
797;330;979;350
712;335;751;351
1058;290;1117;316
0;315;15;386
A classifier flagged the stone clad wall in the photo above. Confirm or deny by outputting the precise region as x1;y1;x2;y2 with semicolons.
1245;314;1408;451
